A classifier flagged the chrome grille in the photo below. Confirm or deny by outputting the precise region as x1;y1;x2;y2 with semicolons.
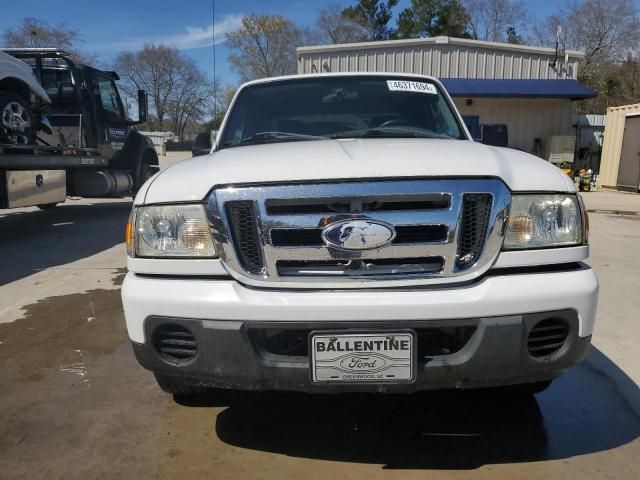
270;224;448;247
207;179;511;289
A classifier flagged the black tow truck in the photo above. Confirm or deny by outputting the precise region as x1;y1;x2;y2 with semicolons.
0;48;159;209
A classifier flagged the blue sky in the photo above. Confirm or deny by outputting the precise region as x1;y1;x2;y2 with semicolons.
1;0;636;86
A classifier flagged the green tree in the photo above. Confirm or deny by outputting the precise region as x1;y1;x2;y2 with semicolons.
342;0;399;41
395;0;472;39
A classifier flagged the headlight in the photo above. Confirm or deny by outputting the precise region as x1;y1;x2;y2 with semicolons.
131;204;217;257
504;195;583;250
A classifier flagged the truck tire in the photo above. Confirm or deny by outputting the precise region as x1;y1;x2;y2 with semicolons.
154;373;210;396
37;203;58;210
141;163;159;185
0;91;34;145
133;149;160;193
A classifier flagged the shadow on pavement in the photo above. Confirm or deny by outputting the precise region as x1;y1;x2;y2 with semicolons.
179;346;640;469
0;201;131;286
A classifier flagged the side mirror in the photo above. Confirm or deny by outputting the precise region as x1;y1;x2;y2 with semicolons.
137;89;148;124
192;132;212;157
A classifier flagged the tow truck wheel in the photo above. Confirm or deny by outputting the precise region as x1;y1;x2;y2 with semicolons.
37;203;58;210
0;91;34;145
142;164;159;184
133;151;160;194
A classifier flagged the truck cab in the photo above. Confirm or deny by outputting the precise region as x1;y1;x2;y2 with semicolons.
122;73;598;397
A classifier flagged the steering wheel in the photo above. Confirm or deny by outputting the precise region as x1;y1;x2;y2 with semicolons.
378;118;410;128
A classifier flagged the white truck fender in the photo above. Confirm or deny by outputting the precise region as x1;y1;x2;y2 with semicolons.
0;51;51;103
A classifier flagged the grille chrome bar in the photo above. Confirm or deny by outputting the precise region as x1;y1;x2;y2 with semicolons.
260;210;458;229
207;179;511;289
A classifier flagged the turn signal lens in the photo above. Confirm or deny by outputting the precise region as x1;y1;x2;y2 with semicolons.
506;215;534;244
125;209;135;257
179;219;212;250
579;195;589;244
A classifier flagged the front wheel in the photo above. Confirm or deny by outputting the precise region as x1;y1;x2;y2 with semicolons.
0;91;34;145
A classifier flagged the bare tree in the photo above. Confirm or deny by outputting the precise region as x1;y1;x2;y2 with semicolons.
315;3;368;44
166;62;210;139
226;14;301;82
527;0;640;112
565;0;639;68
529;0;640;64
463;0;528;42
114;44;186;129
2;17;94;63
114;44;211;137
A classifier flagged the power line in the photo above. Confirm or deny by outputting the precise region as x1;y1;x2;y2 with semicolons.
212;0;217;124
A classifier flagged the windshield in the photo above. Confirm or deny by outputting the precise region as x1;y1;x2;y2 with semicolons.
218;76;467;149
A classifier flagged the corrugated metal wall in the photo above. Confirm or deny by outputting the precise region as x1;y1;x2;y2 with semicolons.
599;104;640;188
454;98;574;152
298;38;580;80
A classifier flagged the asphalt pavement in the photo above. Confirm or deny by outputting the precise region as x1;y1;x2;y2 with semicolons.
0;154;639;479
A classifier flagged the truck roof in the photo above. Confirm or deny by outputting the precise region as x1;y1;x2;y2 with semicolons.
0;48;71;57
240;72;443;89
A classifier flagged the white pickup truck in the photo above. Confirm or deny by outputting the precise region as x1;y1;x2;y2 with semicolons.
122;73;598;396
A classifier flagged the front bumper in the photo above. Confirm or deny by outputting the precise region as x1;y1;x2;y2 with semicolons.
122;265;598;392
132;312;590;393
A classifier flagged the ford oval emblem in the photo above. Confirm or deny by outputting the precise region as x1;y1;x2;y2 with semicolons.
321;219;396;250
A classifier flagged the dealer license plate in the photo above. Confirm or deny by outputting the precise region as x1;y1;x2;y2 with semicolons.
310;332;415;383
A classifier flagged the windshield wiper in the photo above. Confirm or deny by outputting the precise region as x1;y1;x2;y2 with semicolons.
220;131;327;148
330;127;453;140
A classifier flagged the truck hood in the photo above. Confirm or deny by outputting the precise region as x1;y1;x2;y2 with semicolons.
141;138;574;205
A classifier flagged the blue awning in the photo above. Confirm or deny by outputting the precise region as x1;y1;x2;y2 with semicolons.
439;78;596;100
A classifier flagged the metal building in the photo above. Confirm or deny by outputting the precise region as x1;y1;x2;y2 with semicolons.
599;104;640;191
297;36;595;157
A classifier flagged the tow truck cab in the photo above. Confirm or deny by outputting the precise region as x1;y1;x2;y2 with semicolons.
0;48;158;209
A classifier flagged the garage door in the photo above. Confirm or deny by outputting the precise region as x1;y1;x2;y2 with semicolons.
617;115;640;191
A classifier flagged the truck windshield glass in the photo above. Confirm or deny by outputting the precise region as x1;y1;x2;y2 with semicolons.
218;76;466;149
94;75;124;122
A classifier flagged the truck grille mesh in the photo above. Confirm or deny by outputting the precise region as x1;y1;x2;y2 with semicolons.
456;194;493;269
225;201;264;274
